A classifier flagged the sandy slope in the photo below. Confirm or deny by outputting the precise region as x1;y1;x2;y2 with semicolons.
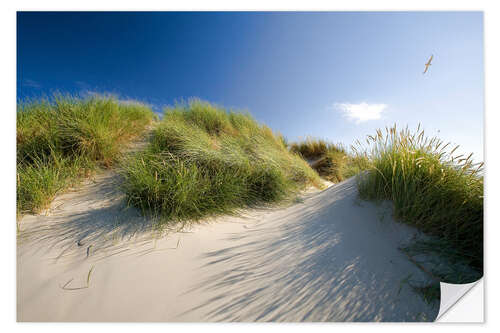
17;175;438;322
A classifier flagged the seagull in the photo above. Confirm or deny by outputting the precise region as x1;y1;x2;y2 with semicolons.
423;54;433;74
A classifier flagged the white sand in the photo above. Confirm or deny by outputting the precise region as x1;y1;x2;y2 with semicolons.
17;175;438;322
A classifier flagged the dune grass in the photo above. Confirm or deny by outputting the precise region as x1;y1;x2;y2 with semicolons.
17;95;155;215
290;138;369;182
353;124;483;276
121;99;322;224
289;138;340;160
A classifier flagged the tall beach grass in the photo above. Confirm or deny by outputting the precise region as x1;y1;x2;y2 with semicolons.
121;99;322;224
17;94;155;215
353;124;483;275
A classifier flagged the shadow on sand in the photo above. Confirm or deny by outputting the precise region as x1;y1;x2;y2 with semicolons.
17;172;162;262
178;180;439;322
18;175;439;322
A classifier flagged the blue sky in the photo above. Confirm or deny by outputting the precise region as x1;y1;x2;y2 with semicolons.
17;12;484;161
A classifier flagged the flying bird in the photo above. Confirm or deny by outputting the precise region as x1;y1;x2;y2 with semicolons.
423;54;433;74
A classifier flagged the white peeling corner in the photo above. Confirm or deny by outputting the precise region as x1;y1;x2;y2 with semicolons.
436;279;484;322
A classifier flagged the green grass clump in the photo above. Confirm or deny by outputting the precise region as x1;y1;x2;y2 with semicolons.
17;94;155;215
290;138;369;182
354;124;483;273
121;99;322;224
289;138;343;160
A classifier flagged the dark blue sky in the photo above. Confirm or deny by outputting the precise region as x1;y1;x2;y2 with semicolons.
17;12;484;161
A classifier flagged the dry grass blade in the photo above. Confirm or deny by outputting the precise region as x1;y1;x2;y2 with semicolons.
59;265;95;291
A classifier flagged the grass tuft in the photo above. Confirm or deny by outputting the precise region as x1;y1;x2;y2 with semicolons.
354;124;483;275
121;99;322;224
290;138;369;182
17;94;155;215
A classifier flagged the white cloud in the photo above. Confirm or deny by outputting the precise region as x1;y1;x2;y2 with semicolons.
335;102;387;123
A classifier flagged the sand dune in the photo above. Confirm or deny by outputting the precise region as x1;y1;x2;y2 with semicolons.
17;175;438;322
